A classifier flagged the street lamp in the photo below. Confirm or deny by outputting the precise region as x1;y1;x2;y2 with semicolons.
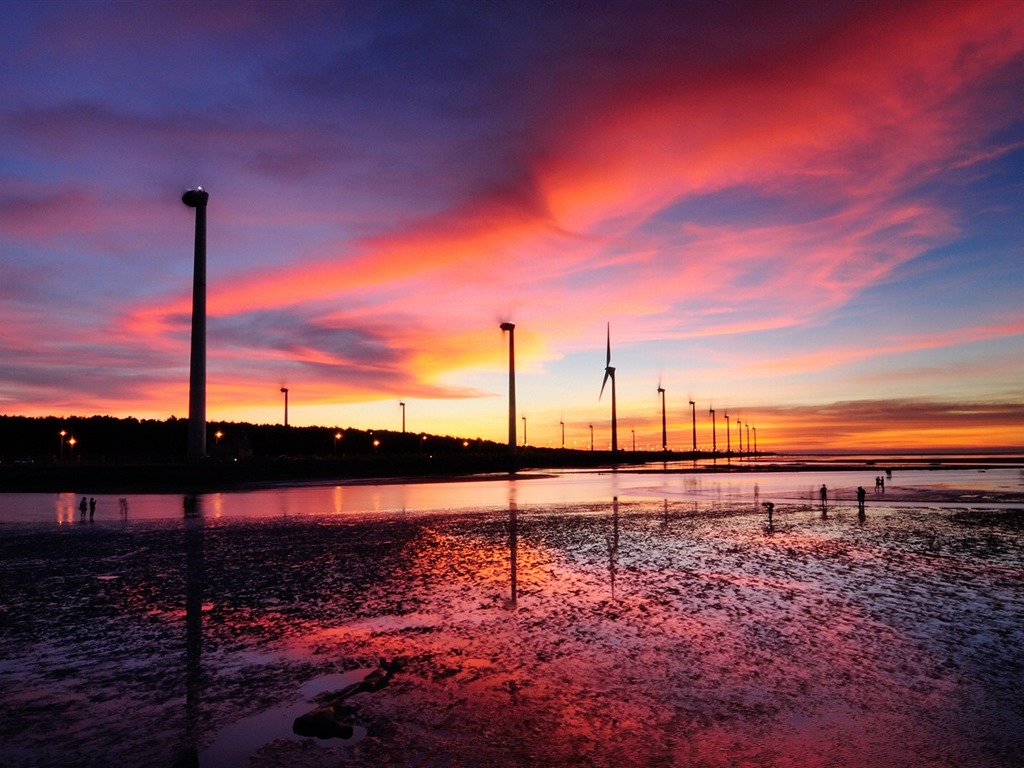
399;401;406;433
709;408;716;454
522;416;527;447
560;420;565;449
68;436;77;461
746;423;751;457
753;426;757;455
657;386;667;452
689;400;696;453
724;413;731;459
631;428;636;451
589;424;594;451
59;430;66;461
334;431;342;456
280;387;289;427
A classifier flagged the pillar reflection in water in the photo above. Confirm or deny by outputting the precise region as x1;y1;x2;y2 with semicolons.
508;484;518;607
183;495;205;764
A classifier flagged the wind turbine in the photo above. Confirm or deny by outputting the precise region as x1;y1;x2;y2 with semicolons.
599;323;618;453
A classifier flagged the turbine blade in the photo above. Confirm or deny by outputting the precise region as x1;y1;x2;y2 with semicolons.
600;368;610;400
606;322;611;366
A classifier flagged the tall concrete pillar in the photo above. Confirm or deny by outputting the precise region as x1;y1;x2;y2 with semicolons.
182;188;208;462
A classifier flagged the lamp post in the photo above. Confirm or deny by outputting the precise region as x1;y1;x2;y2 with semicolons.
522;416;527;447
399;401;406;433
500;322;516;454
59;430;66;462
737;418;742;457
689;400;696;454
334;431;342;456
724;413;731;459
68;436;77;462
560;420;565;449
631;428;636;452
753;426;757;455
708;408;716;454
746;423;751;457
182;186;208;462
658;386;667;452
589;424;594;451
280;387;289;427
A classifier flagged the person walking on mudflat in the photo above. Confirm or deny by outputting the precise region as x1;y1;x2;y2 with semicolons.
857;486;866;518
79;496;88;519
819;484;828;515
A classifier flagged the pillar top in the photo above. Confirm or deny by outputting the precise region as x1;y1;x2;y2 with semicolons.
182;187;209;207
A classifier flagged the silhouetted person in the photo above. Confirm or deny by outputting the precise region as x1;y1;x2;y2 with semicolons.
819;484;827;515
79;496;88;519
762;501;774;528
754;482;760;510
89;497;96;520
119;497;129;517
857;486;866;518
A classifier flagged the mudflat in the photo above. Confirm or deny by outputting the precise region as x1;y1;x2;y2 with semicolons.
1;496;1022;767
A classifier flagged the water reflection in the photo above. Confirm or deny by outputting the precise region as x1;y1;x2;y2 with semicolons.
508;485;518;607
183;496;204;765
55;492;77;525
607;496;619;598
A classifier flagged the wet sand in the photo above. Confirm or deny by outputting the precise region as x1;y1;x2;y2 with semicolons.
1;493;1023;767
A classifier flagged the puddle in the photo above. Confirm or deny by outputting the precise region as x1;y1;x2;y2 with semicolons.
198;669;371;767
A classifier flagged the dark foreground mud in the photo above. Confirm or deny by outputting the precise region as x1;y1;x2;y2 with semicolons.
2;499;1023;767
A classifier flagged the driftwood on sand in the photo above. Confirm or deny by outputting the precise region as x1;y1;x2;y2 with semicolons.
292;658;401;740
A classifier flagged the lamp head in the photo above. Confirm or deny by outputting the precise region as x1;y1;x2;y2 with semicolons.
500;322;515;332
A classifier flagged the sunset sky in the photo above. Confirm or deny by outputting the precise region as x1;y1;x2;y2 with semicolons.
2;0;1023;452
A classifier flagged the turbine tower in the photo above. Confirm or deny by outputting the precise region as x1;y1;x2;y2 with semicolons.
500;322;516;454
599;323;618;453
182;187;208;462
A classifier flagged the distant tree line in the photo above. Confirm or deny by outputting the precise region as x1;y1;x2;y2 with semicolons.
0;415;509;464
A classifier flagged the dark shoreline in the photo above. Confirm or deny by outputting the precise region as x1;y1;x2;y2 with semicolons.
2;451;1022;495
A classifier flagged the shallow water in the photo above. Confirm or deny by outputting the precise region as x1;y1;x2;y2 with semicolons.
1;465;1021;523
